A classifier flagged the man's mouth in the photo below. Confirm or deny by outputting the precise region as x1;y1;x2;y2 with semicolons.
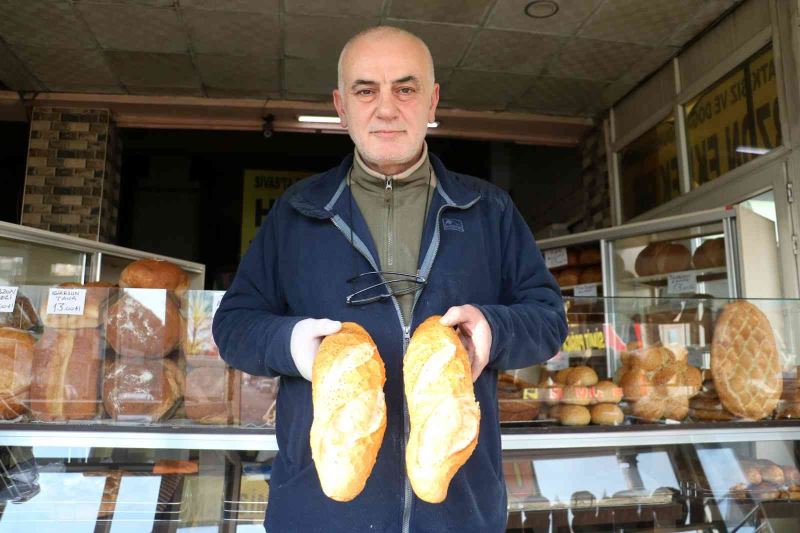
371;130;405;138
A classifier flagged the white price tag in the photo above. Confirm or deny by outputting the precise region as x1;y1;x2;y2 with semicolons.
544;248;568;269
667;272;697;294
212;292;224;318
0;287;18;313
573;283;598;297
46;287;86;316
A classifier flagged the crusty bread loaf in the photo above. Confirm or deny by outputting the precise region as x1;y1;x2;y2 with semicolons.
578;247;601;266
0;327;35;419
693;238;726;269
39;282;115;329
0;293;39;330
30;328;102;420
635;243;663;277
578;265;602;285
106;293;181;358
556;268;580;287
712;301;781;420
404;316;479;504
654;243;692;274
103;358;184;422
119;259;189;299
310;322;386;502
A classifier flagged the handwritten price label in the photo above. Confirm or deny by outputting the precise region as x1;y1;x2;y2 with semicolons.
0;287;18;313
544;248;569;269
574;283;598;297
46;288;86;316
667;272;697;294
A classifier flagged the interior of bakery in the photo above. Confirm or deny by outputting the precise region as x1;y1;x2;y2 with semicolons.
2;0;800;531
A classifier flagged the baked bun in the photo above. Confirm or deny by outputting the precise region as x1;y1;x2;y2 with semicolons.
557;268;580;287
0;327;35;418
758;463;785;485
561;386;592;406
39;282;115;329
693;238;726;269
578;248;601;266
591;381;622;404
591;403;624;425
559;404;590;426
119;259;189;298
566;366;598;386
311;323;386;502
103;358;183;422
404;316;480;504
106;293;181;358
578;265;602;284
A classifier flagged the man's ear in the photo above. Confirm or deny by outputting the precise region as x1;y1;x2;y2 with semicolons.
333;89;348;129
428;83;440;123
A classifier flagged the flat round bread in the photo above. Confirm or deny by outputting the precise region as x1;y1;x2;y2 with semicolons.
711;301;781;419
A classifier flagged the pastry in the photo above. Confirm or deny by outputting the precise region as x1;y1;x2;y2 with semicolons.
404;316;479;504
711;301;781;420
311;323;386;502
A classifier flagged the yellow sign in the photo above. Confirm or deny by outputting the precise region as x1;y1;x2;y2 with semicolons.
562;329;606;352
241;170;309;257
686;46;781;187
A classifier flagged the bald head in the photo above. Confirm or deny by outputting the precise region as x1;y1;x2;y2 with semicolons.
337;26;435;92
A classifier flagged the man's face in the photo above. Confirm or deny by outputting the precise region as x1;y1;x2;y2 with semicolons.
333;33;439;173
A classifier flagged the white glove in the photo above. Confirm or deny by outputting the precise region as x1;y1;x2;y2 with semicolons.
290;318;342;381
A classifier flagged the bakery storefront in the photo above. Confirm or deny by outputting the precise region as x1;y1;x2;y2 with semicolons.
3;0;800;531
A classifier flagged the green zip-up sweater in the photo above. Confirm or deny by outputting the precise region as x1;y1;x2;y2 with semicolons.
349;144;435;323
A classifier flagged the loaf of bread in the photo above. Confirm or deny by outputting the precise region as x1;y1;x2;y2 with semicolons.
106;293;181;358
693;238;726;269
578;265;602;285
119;259;189;299
39;282;115;329
556;268;580;287
185;364;232;425
404;316;480;504
103;358;183;422
310;323;386;502
712;301;781;420
0;293;39;330
0;327;35;419
30;328;102;420
578;248;601;266
635;242;692;276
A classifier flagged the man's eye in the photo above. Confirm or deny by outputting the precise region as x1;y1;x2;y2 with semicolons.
356;89;374;96
398;87;415;95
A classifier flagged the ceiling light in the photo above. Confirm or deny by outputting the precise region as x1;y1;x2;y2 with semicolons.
736;146;769;155
525;0;559;18
297;116;439;128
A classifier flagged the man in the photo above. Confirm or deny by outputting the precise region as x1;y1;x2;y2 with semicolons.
213;26;567;533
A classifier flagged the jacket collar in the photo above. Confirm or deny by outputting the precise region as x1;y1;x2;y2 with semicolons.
287;152;481;219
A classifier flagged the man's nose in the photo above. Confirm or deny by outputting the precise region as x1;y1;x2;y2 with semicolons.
375;88;399;120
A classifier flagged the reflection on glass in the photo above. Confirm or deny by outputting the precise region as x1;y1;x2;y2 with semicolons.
535;454;628;503
0;238;85;285
619;115;679;221
109;476;161;533
685;45;782;188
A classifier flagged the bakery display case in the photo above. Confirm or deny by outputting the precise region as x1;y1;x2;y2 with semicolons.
0;221;205;288
538;231;606;299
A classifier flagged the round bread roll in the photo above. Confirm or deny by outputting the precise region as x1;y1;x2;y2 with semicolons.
554;368;574;385
559;405;590;426
119;259;189;298
783;466;800;485
103;358;184;422
664;343;687;364
105;294;181;358
759;464;785;485
743;466;762;485
654;243;692;274
684;366;703;394
556;268;580;287
561;386;592;406
541;386;564;406
635;243;663;277
693;238;726;269
662;399;689;421
578;247;601;266
591;381;622;404
566;366;598;387
0;327;35;419
578;265;602;285
632;396;665;421
751;482;780;501
591;403;624;425
620;368;651;401
548;404;563;419
629;346;675;371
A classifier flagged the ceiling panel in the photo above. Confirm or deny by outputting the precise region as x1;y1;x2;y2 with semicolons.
106;51;200;88
285;0;384;17
177;0;280;13
75;1;177;6
511;76;609;115
0;40;44;91
127;85;204;95
487;0;603;36
388;0;493;25
182;9;280;56
545;38;652;81
76;3;188;53
284;14;379;60
384;19;475;69
195;54;281;91
461;29;564;74
13;46;119;88
444;69;535;110
0;0;96;49
284;57;337;95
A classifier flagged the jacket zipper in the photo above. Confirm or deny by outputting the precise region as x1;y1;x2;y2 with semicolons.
385;177;394;267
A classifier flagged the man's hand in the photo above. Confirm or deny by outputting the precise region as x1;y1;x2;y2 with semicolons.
290;318;342;381
440;305;492;382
